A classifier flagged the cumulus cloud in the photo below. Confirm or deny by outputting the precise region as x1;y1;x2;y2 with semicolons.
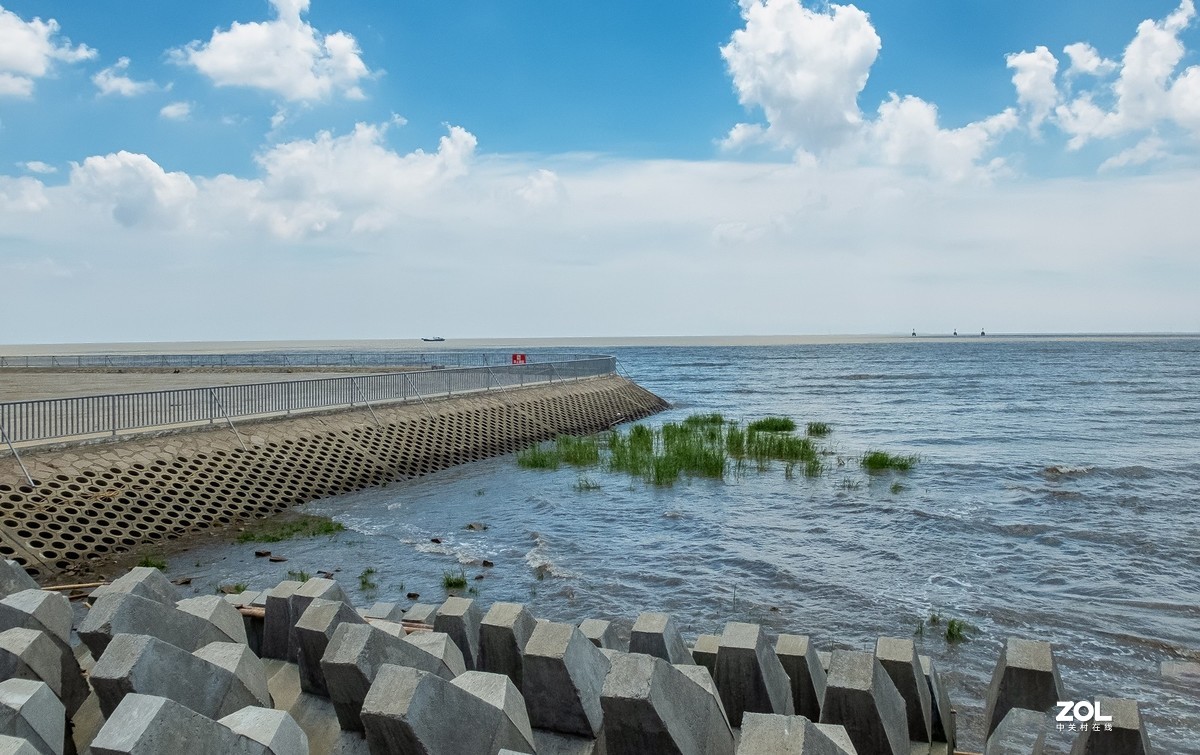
92;57;155;97
1006;46;1059;132
0;175;47;212
159;101;192;121
173;0;371;102
1099;136;1168;171
20;160;57;174
69;151;198;228
869;95;1017;181
0;5;96;97
1063;43;1118;78
516;169;565;206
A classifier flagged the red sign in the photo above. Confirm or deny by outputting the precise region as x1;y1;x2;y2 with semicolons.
511;353;527;365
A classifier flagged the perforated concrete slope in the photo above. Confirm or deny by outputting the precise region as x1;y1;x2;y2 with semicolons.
0;375;668;579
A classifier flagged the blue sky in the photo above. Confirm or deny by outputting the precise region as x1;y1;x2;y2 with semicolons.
1;0;1198;341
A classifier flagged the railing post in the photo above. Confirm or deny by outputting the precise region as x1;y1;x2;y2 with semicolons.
351;378;381;426
208;389;248;451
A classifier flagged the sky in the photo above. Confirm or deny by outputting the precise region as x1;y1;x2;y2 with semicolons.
1;0;1199;343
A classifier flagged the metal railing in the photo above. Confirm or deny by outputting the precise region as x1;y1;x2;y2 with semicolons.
0;355;617;446
0;350;602;370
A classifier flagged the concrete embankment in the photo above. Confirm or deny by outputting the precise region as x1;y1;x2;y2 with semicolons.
0;374;667;579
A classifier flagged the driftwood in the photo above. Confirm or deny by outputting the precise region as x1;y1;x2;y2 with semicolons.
234;606;432;633
42;582;106;592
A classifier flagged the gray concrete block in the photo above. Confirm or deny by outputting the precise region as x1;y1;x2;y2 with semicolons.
1068;697;1152;755
629;612;694;666
88;694;244;755
675;664;732;730
875;637;932;742
175;595;248;646
223;590;260;609
434;596;483;671
776;634;826;723
984;708;1047;755
983;638;1065;738
692;634;719;680
78;592;238;658
363;602;406;622
451;671;537;754
811;723;858;755
480;602;537;688
361;664;533;754
523;620;611;737
819;650;909;755
286;578;349;663
714;622;793;727
90;568;179;607
0;562;37;600
404;603;439;625
579;619;621;650
320;623;461;732
90;634;271;720
293;598;366;696
192;642;272;711
532;729;605;754
0;630;71;721
737;713;853;755
261;580;303;661
919;655;955;747
0;734;40;755
0;679;64;755
404;631;468;678
600;650;734;755
0;594;85;716
218;707;309;754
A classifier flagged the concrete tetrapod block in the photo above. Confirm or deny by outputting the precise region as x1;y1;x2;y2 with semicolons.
261;580;303;661
361;664;535;754
89;568;179;607
875;637;932;743
286;578;350;663
479;602;537;688
78;592;240;658
675;664;733;731
819;650;909;755
629;612;694;666
984;708;1047;755
0;734;40;755
90;634;271;720
89;694;246;755
404;603;440;625
600;650;735;755
579;619;622;651
320;622;462;732
434;597;483;671
192;641;272;711
0;679;64;755
0;593;86;716
218;707;309;754
737;713;855;755
692;635;719;680
293;598;366;696
0;562;37;600
404;632;468;678
451;671;537;754
983;638;1065;738
1068;697;1153;755
919;655;955;748
776;634;827;723
714;622;794;728
175;595;249;646
363;602;406;622
522;620;611;737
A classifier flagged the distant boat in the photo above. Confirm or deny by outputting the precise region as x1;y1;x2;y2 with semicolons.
421;337;445;342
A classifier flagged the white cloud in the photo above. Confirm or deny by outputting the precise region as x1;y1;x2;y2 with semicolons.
1099;136;1168;171
173;0;371;102
869;95;1017;181
92;57;154;97
1006;46;1059;131
69;151;197;228
1063;43;1118;78
159;101;192;121
516;169;565;206
20;160;57;174
0;6;96;97
0;175;47;212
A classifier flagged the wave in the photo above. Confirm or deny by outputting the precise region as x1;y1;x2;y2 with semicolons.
523;531;579;579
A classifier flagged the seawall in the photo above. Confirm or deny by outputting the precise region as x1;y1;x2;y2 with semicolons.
0;374;668;579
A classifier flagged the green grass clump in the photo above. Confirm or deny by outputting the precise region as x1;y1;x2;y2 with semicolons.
945;618;971;643
237;514;345;543
574;476;601;492
556;435;600;466
682;413;725;426
287;570;311;582
442;569;468;591
861;450;919;472
359;567;378;591
726;426;746;458
747;416;797;433
806;421;832;437
137;556;167;570
230;583;248;594
804;458;823;478
516;444;560;470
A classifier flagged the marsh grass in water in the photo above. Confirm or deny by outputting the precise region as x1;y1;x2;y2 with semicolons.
442;568;468;591
806;421;832;437
861;450;920;472
287;570;311;582
516;444;560;470
556;435;601;466
747;416;796;433
574;476;602;492
945;618;971;643
237;514;345;544
359;567;378;591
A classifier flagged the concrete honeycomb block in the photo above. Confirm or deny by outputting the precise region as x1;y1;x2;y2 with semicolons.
1068;697;1152;755
218;707;309;754
0;679;64;755
361;665;534;754
875;637;932;742
286;578;349;663
522;620;611;737
320;623;461;732
0;562;37;600
90;568;179;607
434;596;483;671
78;593;237;658
192;642;272;712
451;671;537;754
579;619;622;651
819;650;909;755
0;733;40;755
919;655;955;747
362;602;405;622
403;631;467;679
90;634;271;720
261;581;303;661
479;602;537;687
0;594;85;716
89;694;243;755
692;635;719;679
984;708;1047;755
983;638;1065;738
737;713;855;755
403;603;439;625
293;598;366;696
776;634;826;723
629;612;694;666
600;650;734;755
175;595;249;646
714;622;793;727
